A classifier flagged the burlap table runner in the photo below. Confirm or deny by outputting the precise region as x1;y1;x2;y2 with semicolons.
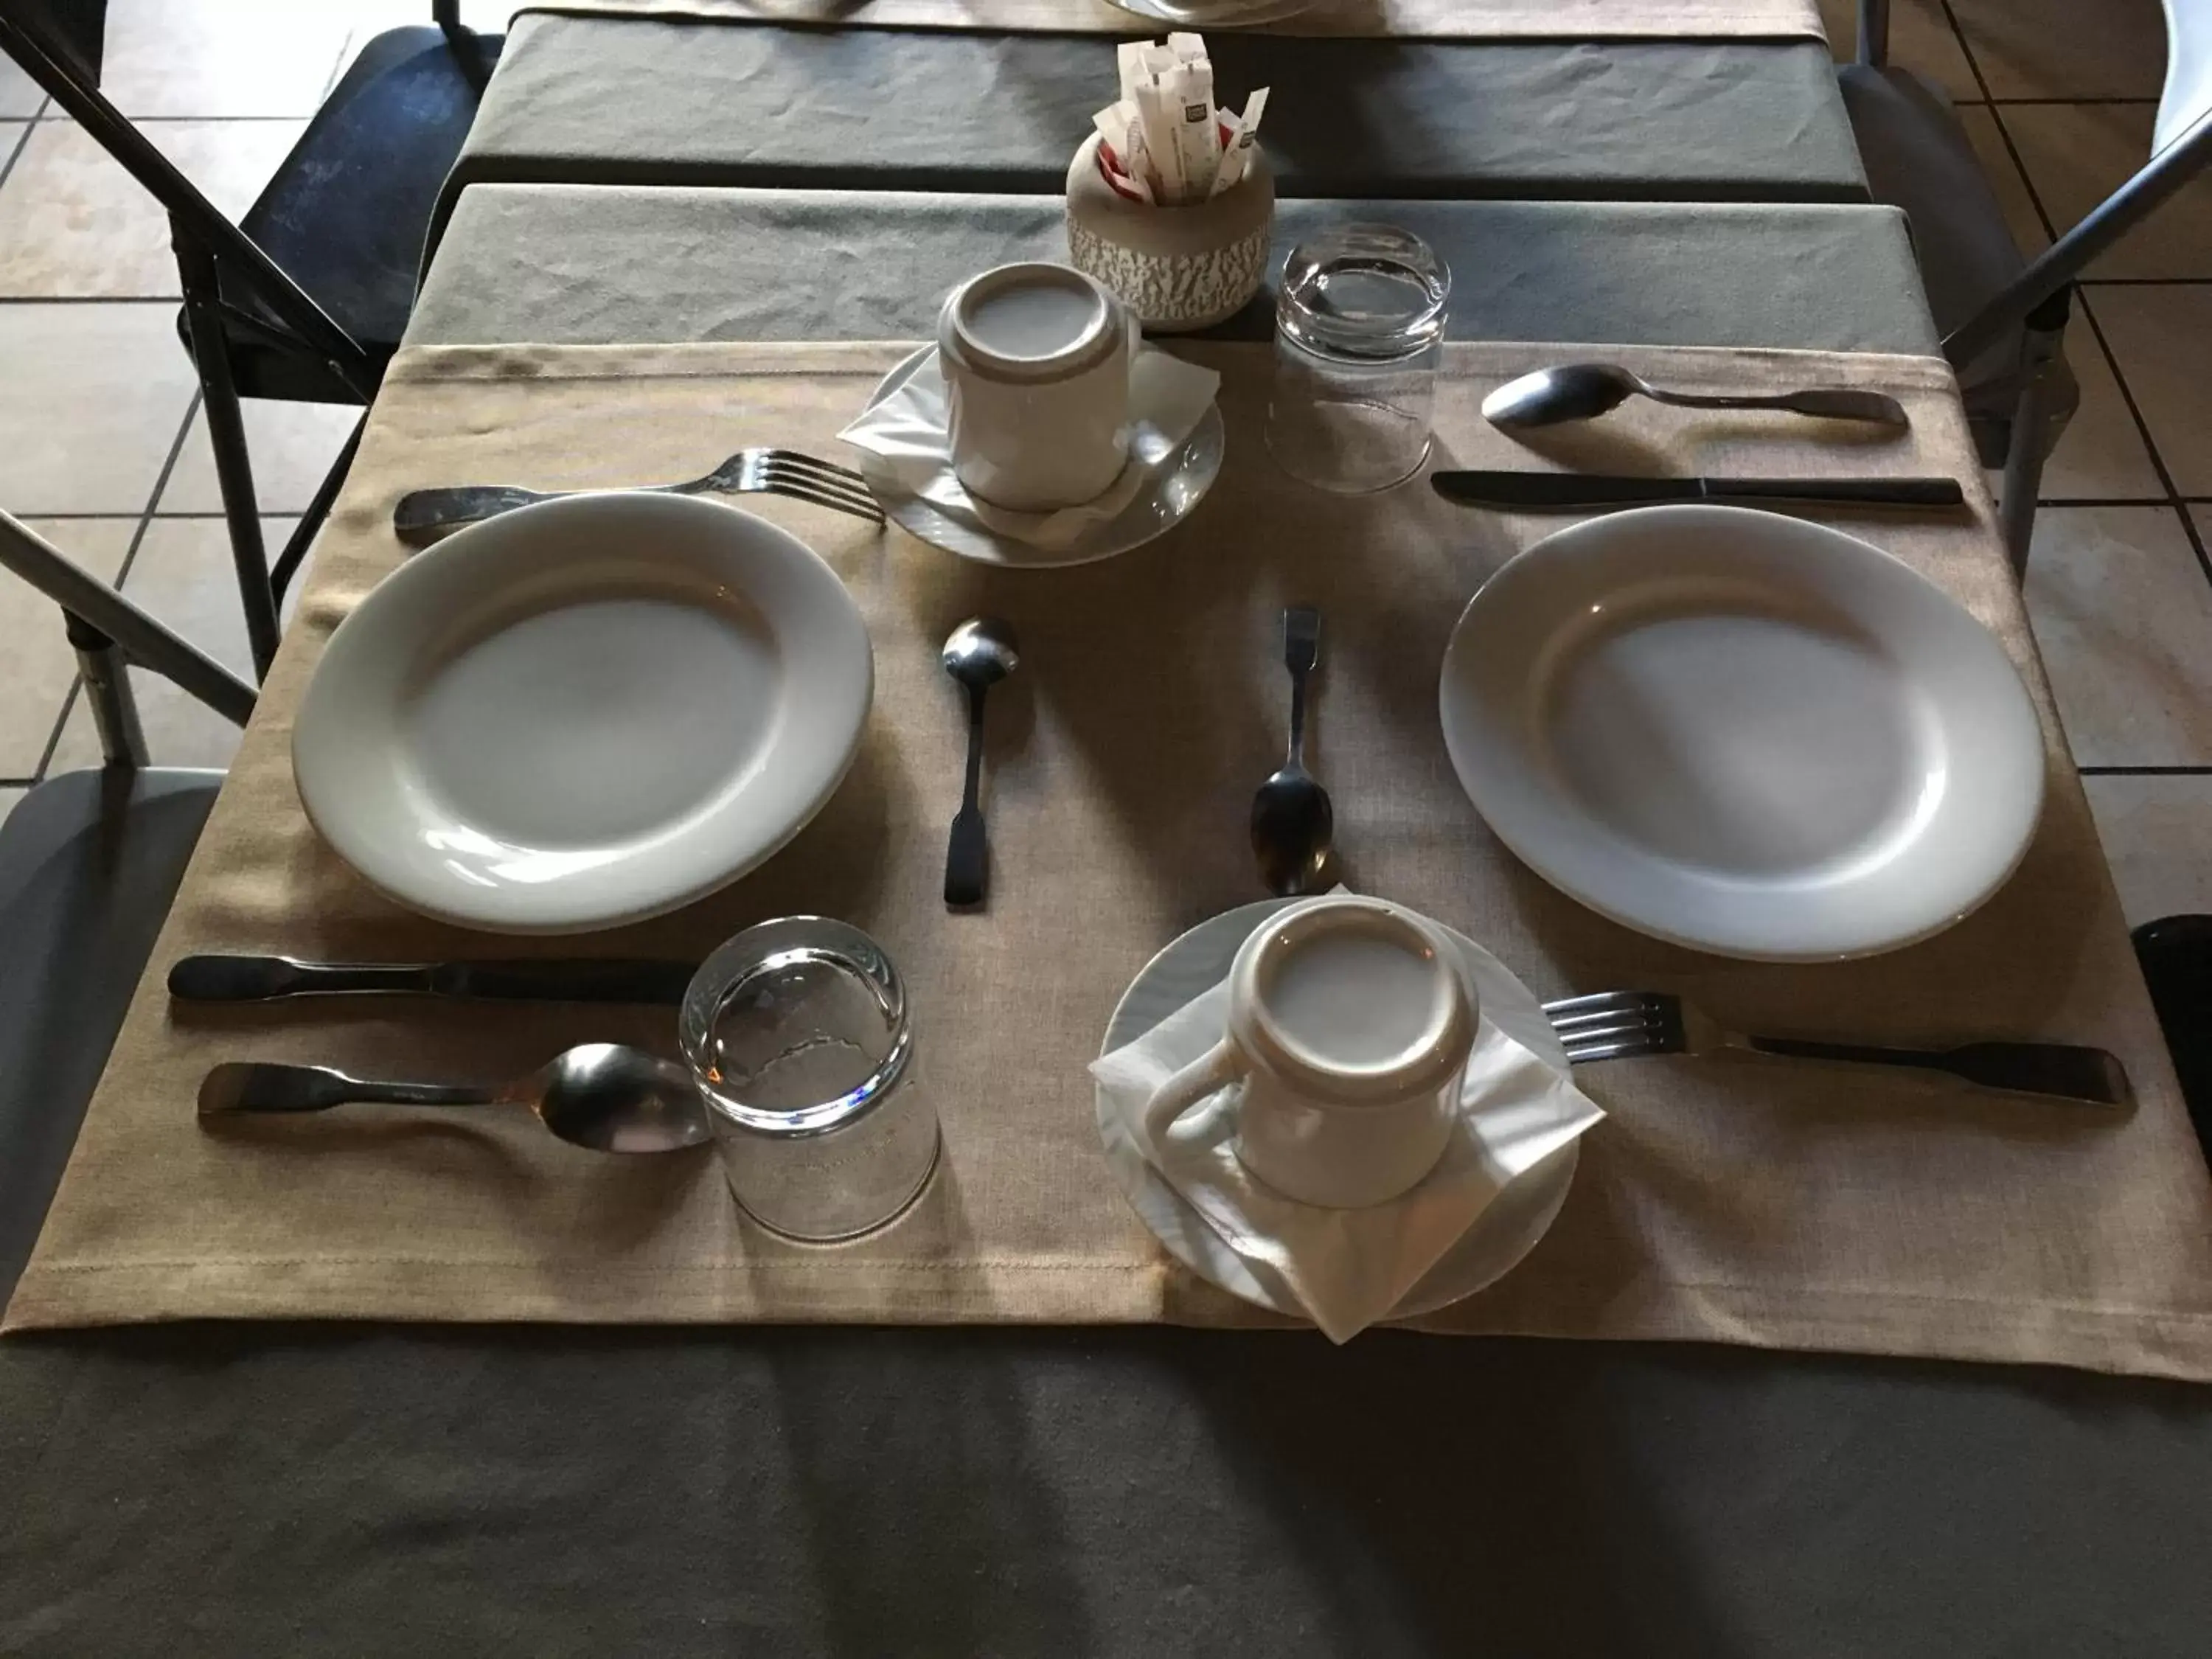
514;1;1826;41
10;339;2212;1381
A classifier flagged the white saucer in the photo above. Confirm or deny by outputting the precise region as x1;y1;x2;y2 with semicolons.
1440;504;2046;961
1094;898;1579;1322
293;492;873;935
851;344;1225;568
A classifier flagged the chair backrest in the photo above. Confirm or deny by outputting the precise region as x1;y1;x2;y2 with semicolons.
2159;0;2212;154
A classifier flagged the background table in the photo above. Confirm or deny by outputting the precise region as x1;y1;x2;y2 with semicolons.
427;13;1869;252
4;177;2209;1652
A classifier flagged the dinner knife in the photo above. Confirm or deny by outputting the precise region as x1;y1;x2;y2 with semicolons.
168;954;695;1005
1429;471;1966;510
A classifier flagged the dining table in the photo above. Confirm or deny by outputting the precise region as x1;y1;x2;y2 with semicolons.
5;8;2212;1656
422;8;1871;256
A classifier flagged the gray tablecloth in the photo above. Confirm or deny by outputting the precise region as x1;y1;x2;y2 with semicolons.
406;187;1939;353
428;14;1868;254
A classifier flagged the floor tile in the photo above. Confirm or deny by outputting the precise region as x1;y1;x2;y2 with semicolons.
2003;103;2212;280
2023;506;2212;768
2084;773;2212;926
0;518;136;778
0;303;199;514
0;118;305;299
159;400;363;515
1818;0;1981;100
2089;286;2212;495
2041;331;2165;502
47;516;297;775
1948;0;2171;98
0;53;44;119
97;0;355;118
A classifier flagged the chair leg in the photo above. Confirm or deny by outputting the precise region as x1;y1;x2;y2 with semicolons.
1997;288;2073;579
64;613;148;770
270;411;366;605
1857;0;1891;66
173;224;280;684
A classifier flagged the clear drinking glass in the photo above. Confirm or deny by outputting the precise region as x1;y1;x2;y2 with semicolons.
680;917;939;1242
1265;223;1451;494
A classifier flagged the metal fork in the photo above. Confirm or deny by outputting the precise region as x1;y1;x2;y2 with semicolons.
1542;990;2130;1107
392;449;884;546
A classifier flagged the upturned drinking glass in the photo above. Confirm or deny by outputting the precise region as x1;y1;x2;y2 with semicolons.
1265;223;1451;494
680;917;938;1242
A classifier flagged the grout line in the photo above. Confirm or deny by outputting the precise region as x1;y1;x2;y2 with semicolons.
2079;765;2212;777
30;389;203;783
0;295;184;305
2080;278;2212;288
1985;96;2163;106
2037;496;2177;508
0;117;33;195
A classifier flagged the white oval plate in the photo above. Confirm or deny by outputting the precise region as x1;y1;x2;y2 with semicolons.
1095;899;1579;1323
293;492;872;934
851;344;1225;569
1439;504;2045;961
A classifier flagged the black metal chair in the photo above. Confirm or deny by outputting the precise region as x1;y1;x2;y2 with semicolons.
0;1;499;680
1839;0;2212;573
2135;916;2212;1160
0;509;253;1304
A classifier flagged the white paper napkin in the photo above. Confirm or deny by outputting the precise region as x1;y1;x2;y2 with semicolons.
1091;978;1606;1343
837;346;1220;551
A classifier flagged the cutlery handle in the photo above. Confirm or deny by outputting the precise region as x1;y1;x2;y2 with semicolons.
393;484;552;545
944;806;987;908
198;1062;495;1115
169;954;695;1004
1708;477;1964;507
1648;388;1907;425
1745;1037;2131;1106
945;684;990;907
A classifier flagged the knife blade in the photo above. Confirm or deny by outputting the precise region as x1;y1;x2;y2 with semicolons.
1430;471;1966;510
167;954;696;1005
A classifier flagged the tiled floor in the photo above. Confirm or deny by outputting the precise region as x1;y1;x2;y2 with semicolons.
0;1;2208;925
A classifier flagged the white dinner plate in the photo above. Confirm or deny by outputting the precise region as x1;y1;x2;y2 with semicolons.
1095;899;1579;1322
850;344;1225;568
293;492;872;934
1439;504;2045;961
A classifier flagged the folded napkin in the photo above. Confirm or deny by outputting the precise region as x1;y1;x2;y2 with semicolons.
1092;978;1605;1343
838;345;1220;551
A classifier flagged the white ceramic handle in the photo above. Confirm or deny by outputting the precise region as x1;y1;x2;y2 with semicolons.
1138;1037;1244;1157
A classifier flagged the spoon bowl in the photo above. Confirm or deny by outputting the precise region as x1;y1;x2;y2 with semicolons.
1251;765;1336;896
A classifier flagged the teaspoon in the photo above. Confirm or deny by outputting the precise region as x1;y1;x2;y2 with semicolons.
1483;363;1907;431
1251;606;1335;896
942;616;1020;907
196;1043;711;1154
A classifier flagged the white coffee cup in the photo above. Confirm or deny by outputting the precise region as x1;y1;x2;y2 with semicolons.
1139;896;1480;1209
936;262;1133;511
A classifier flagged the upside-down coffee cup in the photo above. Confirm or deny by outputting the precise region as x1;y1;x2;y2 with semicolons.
936;262;1133;511
1138;896;1480;1209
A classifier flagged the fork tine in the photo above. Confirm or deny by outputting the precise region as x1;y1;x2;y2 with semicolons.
757;476;886;524
1561;1032;1679;1064
1543;990;1669;1023
764;469;886;515
757;462;882;505
758;448;872;487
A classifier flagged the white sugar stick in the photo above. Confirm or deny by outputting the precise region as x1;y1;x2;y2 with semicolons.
1209;86;1268;195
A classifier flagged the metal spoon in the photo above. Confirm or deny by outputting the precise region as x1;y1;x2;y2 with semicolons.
1482;363;1908;430
196;1043;711;1154
941;616;1020;908
1251;606;1335;896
